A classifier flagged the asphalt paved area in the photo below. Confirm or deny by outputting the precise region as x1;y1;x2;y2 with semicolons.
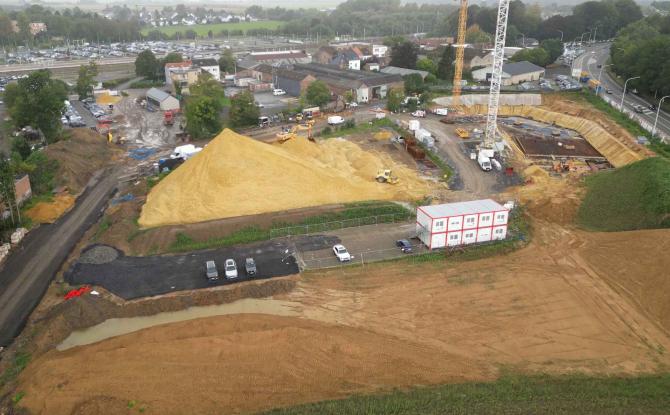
65;235;341;300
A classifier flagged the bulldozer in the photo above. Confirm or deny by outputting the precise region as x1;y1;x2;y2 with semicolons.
455;128;470;139
375;169;399;184
275;119;315;143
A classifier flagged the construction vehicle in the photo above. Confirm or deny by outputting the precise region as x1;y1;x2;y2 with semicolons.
579;71;591;83
375;169;399;184
164;110;175;126
455;128;470;139
275;119;315;143
588;79;602;93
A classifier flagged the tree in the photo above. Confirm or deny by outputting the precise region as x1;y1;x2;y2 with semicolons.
390;41;418;69
190;73;226;104
135;49;159;79
465;24;492;44
0;156;18;224
11;136;32;161
403;73;425;95
416;58;437;75
229;90;260;128
437;46;455;81
6;70;66;143
75;60;98;100
185;96;222;139
540;39;564;64
510;48;550;67
386;88;404;113
218;48;236;74
305;80;332;108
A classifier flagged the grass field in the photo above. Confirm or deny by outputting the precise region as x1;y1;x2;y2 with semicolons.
577;157;670;231
259;373;670;415
141;21;283;37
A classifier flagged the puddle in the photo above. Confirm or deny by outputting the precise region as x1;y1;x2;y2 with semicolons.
57;298;301;351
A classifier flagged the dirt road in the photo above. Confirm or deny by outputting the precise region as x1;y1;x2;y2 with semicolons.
0;170;119;346
16;220;670;414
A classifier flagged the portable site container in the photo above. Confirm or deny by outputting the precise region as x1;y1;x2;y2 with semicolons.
416;199;509;249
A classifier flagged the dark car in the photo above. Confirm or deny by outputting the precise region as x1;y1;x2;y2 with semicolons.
649;104;657;112
245;258;257;276
396;239;413;253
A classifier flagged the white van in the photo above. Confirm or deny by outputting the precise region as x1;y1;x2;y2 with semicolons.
327;116;345;125
273;89;286;96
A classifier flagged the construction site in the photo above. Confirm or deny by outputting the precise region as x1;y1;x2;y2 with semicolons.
1;1;669;414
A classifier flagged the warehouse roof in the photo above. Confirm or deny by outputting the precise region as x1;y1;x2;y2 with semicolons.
380;66;429;79
420;199;506;218
503;61;544;76
146;88;172;102
292;63;402;89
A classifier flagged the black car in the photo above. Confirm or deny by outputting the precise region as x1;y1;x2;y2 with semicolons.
649;104;657;112
395;239;413;253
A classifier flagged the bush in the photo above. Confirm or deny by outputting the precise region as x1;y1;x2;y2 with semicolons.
320;126;332;136
342;119;356;129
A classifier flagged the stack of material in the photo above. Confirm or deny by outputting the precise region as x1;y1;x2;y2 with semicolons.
139;129;430;228
0;243;10;263
11;228;27;245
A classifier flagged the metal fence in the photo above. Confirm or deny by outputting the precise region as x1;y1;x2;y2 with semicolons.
269;213;413;239
601;94;670;143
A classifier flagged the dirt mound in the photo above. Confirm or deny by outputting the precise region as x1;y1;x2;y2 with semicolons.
45;129;121;193
139;129;430;228
25;194;75;223
18;314;485;415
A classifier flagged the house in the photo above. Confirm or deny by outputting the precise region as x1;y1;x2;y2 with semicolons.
416;199;509;249
472;61;545;86
330;49;361;70
192;58;220;81
380;66;430;80
372;44;388;58
275;69;316;97
250;64;275;83
289;63;403;103
464;48;494;69
146;88;180;111
164;61;193;85
313;46;338;64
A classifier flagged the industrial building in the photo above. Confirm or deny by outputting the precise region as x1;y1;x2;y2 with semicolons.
146;88;180;111
416;199;509;249
472;60;545;86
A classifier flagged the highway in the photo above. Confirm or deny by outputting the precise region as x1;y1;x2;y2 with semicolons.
573;43;670;139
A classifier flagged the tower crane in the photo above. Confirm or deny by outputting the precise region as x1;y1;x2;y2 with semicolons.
483;0;511;148
452;0;468;106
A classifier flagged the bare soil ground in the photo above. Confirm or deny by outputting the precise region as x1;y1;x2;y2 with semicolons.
15;216;670;415
45;129;123;193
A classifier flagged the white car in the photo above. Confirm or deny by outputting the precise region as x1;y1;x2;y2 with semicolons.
327;116;345;125
273;89;286;96
332;244;351;262
347;102;358;108
224;258;238;279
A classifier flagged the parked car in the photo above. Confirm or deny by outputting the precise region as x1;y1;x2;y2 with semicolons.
606;89;613;94
347;102;358;108
633;105;645;113
332;244;351;262
205;260;219;281
411;110;426;118
327;116;345;125
396;239;412;253
245;258;257;276
255;101;265;108
649;104;657;112
224;258;238;279
273;89;286;96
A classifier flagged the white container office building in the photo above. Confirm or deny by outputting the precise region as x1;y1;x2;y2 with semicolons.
416;199;509;249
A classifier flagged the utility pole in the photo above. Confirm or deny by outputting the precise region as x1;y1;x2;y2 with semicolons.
620;76;640;111
652;96;669;138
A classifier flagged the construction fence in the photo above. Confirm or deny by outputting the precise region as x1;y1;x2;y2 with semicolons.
269;212;413;239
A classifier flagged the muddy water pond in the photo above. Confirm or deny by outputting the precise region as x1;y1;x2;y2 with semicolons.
57;298;301;351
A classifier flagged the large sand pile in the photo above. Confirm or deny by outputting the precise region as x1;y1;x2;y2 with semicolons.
139;129;430;228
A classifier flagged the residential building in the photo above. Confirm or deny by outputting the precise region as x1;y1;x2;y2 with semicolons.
146;88;180;111
331;49;361;70
289;63;403;103
164;61;193;85
472;61;545;86
416;199;509;249
380;66;430;80
464;48;494;69
192;58;220;81
372;44;388;58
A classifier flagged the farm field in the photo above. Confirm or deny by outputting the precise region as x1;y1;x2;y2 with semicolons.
140;20;283;36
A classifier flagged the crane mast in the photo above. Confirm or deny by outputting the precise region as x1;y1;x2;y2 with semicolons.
452;0;468;105
484;0;511;147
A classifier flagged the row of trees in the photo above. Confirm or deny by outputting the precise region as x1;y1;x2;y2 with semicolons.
0;5;142;46
610;14;670;97
510;39;564;67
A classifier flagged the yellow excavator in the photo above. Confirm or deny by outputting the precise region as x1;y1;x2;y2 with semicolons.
455;128;470;139
275;119;315;143
375;169;399;185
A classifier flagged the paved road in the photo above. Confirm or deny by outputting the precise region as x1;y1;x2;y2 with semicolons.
574;43;670;138
0;170;118;346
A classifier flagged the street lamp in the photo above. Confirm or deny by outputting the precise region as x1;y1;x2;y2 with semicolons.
652;95;669;138
518;32;525;47
580;32;590;43
597;64;612;95
555;29;564;42
620;76;640;111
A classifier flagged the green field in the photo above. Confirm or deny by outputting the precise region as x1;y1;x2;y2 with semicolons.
259;373;670;415
577;157;670;231
141;21;283;37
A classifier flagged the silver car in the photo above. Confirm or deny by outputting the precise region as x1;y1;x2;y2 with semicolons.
205;260;218;281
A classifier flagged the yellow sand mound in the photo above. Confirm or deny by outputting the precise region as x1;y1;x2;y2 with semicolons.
96;93;121;106
25;194;75;223
138;129;430;228
374;130;392;140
